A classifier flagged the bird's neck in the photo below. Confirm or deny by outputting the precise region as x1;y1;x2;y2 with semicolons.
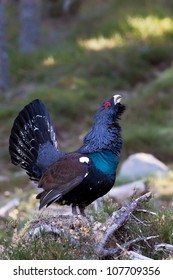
88;150;119;175
79;122;122;156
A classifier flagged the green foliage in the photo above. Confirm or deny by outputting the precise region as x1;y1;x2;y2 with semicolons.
0;215;96;260
131;204;173;259
122;66;173;161
2;235;77;260
88;198;119;223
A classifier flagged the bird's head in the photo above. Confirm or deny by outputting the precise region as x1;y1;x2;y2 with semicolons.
79;94;126;154
94;94;126;125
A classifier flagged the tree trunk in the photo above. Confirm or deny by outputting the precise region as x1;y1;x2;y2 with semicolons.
19;0;41;53
0;0;8;93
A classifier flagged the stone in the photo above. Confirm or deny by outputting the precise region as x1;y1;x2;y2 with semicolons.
108;180;146;203
0;175;8;182
118;153;168;180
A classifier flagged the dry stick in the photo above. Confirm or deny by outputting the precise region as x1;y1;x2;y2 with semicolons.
131;214;152;248
131;213;150;226
101;235;159;257
96;192;153;255
136;208;157;216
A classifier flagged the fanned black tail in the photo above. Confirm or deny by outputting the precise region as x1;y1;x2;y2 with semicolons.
9;99;64;181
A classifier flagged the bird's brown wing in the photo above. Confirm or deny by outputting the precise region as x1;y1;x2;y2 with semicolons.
36;153;89;209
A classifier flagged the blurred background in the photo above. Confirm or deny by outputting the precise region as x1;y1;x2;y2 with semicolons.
0;0;173;258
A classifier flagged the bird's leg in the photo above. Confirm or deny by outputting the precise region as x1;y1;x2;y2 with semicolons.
72;204;78;215
79;206;86;217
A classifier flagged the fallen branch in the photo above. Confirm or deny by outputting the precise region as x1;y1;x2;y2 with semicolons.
96;192;152;255
99;235;159;257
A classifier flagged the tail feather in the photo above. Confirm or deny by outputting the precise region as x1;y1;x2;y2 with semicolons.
9;99;64;180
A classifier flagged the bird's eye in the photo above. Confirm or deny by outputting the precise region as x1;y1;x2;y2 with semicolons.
103;101;111;109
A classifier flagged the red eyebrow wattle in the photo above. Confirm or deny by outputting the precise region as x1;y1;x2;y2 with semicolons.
103;101;111;108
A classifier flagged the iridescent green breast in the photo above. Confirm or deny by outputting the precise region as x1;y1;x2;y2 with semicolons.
88;150;119;175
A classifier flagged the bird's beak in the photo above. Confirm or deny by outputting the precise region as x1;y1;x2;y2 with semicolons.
113;94;122;105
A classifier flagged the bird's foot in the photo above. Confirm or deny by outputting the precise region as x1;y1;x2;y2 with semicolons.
79;206;86;217
72;205;86;217
72;205;78;215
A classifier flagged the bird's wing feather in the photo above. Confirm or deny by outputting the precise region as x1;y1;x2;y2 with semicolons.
37;153;89;208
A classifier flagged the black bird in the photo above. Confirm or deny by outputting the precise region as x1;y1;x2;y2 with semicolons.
9;95;125;215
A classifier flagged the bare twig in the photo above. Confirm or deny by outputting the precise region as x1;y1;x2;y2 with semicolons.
131;214;150;226
136;208;157;216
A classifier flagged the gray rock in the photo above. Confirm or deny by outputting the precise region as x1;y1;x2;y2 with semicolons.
118;153;168;180
0;175;9;182
108;180;146;203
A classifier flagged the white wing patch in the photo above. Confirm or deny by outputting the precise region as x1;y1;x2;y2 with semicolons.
79;156;90;164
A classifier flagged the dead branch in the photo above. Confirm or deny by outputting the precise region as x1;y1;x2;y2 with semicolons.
99;235;159;257
131;214;150;226
96;192;152;255
136;208;157;216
